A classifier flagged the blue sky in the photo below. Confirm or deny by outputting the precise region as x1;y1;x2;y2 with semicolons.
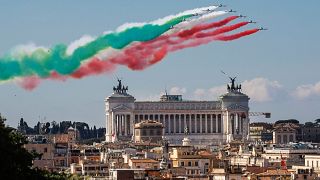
0;0;319;128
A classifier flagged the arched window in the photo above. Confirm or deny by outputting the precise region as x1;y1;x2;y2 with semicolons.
289;135;294;142
283;135;288;144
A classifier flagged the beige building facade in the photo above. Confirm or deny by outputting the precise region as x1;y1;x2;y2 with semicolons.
105;79;250;145
134;120;164;143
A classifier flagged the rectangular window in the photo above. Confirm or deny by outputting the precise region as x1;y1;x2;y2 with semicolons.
126;115;130;135
150;129;154;136
160;115;164;125
202;114;206;133
197;114;201;133
135;115;138;124
170;115;175;133
165;115;169;133
156;129;161;135
218;114;222;133
180;114;185;133
212;115;216;133
191;115;195;133
188;161;192;166
195;161;198;166
186;115;190;134
175;114;179;133
207;114;211;133
181;162;184;166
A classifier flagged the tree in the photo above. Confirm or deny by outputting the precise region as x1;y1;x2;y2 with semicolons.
0;114;67;179
304;122;315;127
93;126;97;139
34;121;41;134
51;121;60;134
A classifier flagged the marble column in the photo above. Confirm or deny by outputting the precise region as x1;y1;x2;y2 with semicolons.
205;114;208;133
178;114;181;134
216;114;219;133
173;114;176;134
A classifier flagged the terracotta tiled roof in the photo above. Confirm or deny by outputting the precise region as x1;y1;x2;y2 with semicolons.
198;151;213;156
245;166;269;174
130;159;158;163
257;169;291;176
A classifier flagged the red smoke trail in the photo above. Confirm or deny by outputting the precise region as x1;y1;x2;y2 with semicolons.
71;57;116;79
214;28;259;41
18;76;41;90
194;21;249;38
178;15;239;38
169;28;259;52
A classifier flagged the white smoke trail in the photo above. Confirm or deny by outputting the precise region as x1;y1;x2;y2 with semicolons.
116;5;219;32
166;11;228;34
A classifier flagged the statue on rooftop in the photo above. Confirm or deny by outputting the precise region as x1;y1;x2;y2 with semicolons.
113;78;128;94
229;76;237;90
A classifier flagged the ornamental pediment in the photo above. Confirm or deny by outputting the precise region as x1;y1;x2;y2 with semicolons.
226;104;249;111
112;104;132;111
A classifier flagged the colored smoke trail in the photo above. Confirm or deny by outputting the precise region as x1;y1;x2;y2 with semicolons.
214;29;260;41
168;11;228;34
108;22;252;70
19;20;259;89
135;15;240;50
5;5;262;90
194;21;249;38
0;14;191;82
178;15;239;38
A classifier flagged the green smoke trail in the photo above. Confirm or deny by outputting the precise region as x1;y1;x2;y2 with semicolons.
0;14;191;81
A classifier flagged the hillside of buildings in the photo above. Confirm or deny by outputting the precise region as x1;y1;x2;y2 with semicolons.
17;118;105;144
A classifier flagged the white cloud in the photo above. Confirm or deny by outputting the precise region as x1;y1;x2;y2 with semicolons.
170;86;186;95
208;86;227;99
140;78;285;102
193;86;226;100
66;35;95;55
242;78;283;102
192;78;283;102
193;88;207;100
291;81;320;100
